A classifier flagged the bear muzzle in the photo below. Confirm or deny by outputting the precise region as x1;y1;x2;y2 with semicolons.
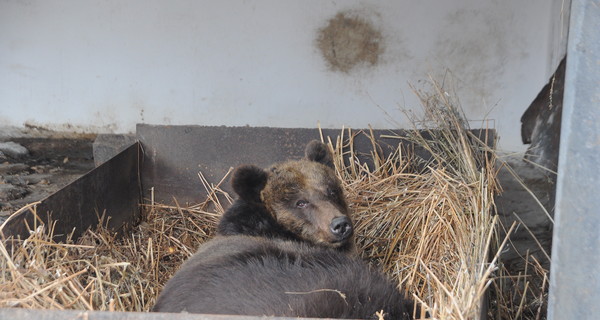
329;216;353;242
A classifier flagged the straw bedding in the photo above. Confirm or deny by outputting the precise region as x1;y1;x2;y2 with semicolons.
0;80;545;319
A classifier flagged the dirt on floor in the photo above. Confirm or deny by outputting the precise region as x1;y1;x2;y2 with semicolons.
0;137;95;223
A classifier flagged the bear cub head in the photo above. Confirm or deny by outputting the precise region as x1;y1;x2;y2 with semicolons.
221;140;354;250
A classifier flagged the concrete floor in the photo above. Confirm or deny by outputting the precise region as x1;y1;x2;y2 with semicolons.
494;154;554;319
0;135;95;223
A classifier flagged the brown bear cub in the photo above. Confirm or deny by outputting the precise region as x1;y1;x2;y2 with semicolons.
217;140;354;252
152;141;417;319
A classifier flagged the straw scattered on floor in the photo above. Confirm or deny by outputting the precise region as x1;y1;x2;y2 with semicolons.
0;174;228;312
323;79;501;319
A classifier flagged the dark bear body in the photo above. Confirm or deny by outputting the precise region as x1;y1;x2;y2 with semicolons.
152;141;417;319
152;236;415;319
217;140;354;252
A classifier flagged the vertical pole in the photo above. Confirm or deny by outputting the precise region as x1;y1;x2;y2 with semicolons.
547;0;600;319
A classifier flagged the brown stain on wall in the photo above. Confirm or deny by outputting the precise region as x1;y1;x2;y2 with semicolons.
317;12;383;73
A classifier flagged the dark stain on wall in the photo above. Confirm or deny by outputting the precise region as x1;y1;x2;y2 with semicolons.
317;12;383;73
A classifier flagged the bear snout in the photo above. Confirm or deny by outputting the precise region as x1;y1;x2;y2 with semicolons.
329;216;353;241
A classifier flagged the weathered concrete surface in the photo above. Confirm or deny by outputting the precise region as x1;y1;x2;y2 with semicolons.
0;136;95;223
494;154;554;319
0;141;29;158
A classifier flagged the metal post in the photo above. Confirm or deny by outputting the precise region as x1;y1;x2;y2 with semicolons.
547;0;600;319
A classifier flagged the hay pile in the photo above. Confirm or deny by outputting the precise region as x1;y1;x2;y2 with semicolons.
0;179;225;311
326;82;500;319
0;80;540;319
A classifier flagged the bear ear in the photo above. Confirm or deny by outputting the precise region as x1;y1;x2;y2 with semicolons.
305;140;334;168
231;165;268;203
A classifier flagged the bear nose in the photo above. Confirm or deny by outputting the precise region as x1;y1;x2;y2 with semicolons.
330;216;353;240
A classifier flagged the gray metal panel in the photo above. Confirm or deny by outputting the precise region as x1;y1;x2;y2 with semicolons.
547;0;600;319
0;142;141;242
136;125;405;205
137;124;494;205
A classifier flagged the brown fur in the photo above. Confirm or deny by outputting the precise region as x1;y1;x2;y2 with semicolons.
152;236;415;319
261;158;352;249
217;141;354;252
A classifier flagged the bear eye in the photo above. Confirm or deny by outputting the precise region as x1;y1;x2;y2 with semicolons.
296;200;309;208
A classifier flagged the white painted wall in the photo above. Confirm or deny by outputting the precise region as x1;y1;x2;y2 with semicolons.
0;0;568;151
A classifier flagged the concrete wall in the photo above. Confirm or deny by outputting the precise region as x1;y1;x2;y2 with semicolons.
0;0;568;151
